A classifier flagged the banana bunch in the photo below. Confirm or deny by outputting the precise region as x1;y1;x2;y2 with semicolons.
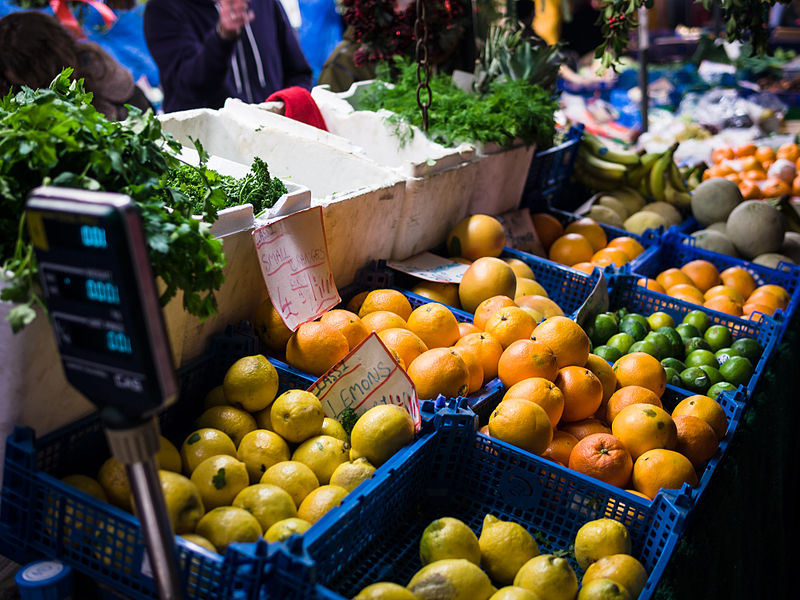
574;134;693;210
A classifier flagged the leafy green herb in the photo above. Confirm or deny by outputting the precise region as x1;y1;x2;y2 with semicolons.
339;407;359;436
212;468;226;489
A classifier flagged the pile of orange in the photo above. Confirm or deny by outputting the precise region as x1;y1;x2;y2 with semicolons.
532;213;646;273
703;141;800;199
636;260;791;319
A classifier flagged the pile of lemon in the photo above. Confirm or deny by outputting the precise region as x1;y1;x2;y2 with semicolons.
354;516;647;600
60;355;415;554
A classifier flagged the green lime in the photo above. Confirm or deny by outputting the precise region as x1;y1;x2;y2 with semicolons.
719;356;754;387
602;311;620;326
647;311;675;330
629;339;661;358
656;327;685;359
622;313;651;333
590;314;619;347
698;364;724;387
714;347;741;366
663;366;682;387
708;381;737;401
703;325;733;352
685;349;718;369
679;367;712;394
685;336;711;355
615;307;629;320
675;323;701;342
730;338;763;364
607;333;635;355
619;319;648;342
594;345;623;363
661;357;686;372
644;332;674;359
682;310;712;333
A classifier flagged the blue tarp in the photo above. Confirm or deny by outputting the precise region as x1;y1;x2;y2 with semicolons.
297;0;341;83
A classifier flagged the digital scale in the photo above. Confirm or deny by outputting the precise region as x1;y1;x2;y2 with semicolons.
26;187;184;600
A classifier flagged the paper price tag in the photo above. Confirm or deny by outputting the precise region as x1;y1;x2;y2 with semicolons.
387;251;469;284
308;333;421;430
252;207;340;331
495;209;546;257
575;275;610;329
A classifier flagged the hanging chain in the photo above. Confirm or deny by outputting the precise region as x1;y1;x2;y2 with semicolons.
414;0;431;132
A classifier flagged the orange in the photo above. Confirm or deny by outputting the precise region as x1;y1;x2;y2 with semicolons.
666;284;705;304
449;345;484;394
591;247;630;268
793;175;800;197
504;257;536;280
457;322;481;337
515;295;565;319
607;236;645;259
611;404;677;460
703;285;744;305
605;386;662;424
407;348;469;400
286;321;350;377
360;311;408;333
548;233;594;266
488;398;553;454
738;179;763;200
555;366;603;423
454;332;504;383
531;316;590;369
777;142;800;162
746;289;783;312
711;147;734;164
319;309;370;350
531;213;564;251
742;303;775;318
740;169;766;182
478;424;490;436
716;162;735;176
636;278;665;293
406;302;461;349
568;433;633;488
751;285;790;309
541;430;579;466
760;178;791;198
560;418;612;440
253;297;293;354
612;353;666;397
724;172;741;185
755;146;776;163
585;353;618;406
484;306;536;348
673;414;719;469
473;295;517;330
631;448;699;499
503;377;565;427
345;290;369;314
357;289;413;320
734;142;757;157
377;328;429;368
680;260;720;293
702;295;742;317
446;214;506;261
410;281;461;309
565;218;608;252
671;395;728;440
497;339;558;387
458;257;518;314
739;155;762;172
720;267;757;298
571;262;596;275
656;268;693;291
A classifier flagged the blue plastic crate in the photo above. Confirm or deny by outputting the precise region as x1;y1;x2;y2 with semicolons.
300;411;687;600
520;125;584;212
0;327;316;600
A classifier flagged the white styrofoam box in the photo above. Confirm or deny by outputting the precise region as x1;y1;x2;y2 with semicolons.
467;142;536;216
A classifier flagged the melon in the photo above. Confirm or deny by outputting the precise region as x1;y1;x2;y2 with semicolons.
691;179;743;227
690;229;738;257
639;202;682;227
587;204;625;229
624;211;667;235
753;253;795;268
706;221;728;235
611;188;647;215
725;200;785;259
780;231;800;263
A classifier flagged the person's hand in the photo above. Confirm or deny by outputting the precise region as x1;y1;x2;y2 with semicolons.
216;0;254;40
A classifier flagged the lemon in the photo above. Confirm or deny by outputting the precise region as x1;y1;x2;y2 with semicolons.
232;483;297;531
237;429;291;483
407;558;494;600
513;555;577;600
195;507;263;553
61;474;108;502
196;405;257;447
190;454;250;510
350;404;415;467
180;534;218;554
156;436;182;473
97;457;132;512
203;385;228;410
490;587;541;600
254;406;274;431
574;518;632;571
582;554;647;599
58;475;107;537
321;417;349;442
479;514;539;585
263;517;311;543
297;484;348;524
577;578;631;600
291;435;350;485
329;457;375;492
155;470;205;534
354;582;419;600
180;428;238;475
419;517;480;566
270;389;325;444
260;461;320;506
223;355;280;412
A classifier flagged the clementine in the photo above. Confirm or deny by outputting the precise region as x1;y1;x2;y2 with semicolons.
407;348;469;400
568;433;633;488
357;289;413;320
454;332;504;383
406;302;461;349
612;353;666;396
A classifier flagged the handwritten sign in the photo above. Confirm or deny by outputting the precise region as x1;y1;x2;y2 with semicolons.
387;252;469;284
575;275;610;329
252;207;340;331
495;209;546;257
308;333;421;430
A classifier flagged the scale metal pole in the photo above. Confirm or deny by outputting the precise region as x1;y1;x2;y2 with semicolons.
638;6;649;134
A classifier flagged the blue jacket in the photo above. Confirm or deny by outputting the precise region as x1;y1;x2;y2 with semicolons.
144;0;312;112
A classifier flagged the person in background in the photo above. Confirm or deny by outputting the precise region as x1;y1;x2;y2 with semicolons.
144;0;313;113
0;11;151;120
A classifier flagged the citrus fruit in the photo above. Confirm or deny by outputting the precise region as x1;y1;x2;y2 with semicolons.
585;353;618;404
671;394;728;440
190;454;250;510
408;347;470;400
532;316;590;368
378;328;429;368
718;355;753;387
484;306;536;348
685;349;718;369
663;367;681;387
196;406;257;448
589;313;619;347
697;364;724;387
560;418;612;440
450;345;485;394
673;414;719;468
350;404;415;466
549;233;594;266
606;333;634;355
97;457;132;512
532;213;565;251
555;366;603;422
474;295;517;330
458;322;482;337
61;474;107;503
253;298;293;353
497;339;558;387
260;460;319;507
656;268;693;290
720;266;757;298
263;517;312;543
285;321;350;377
455;332;504;382
195;507;262;553
730;337;762;363
420;517;481;566
684;336;711;355
459;257;518;313
490;587;541;600
411;281;461;309
319;309;370;350
513;554;578;600
488;398;553;454
236;429;291;483
504;377;565;427
329;457;376;492
611;404;677;460
679;367;711;394
674;323;700;342
361;311;408;332
582;554;648;599
681;260;720;292
346;291;369;314
631;448;698;499
594;345;622;363
591;248;630;268
636;278;665;293
515;295;564;319
667;284;705;304
180;534;217;553
504;257;536;280
605;386;662;423
574;518;632;571
479;514;539;585
292;435;350;485
611;352;666;396
297;484;348;524
515;277;549;298
542;430;579;466
655;327;684;358
627;340;659;358
358;289;413;320
156;470;205;534
642;332;673;359
577;579;631;600
682;310;711;333
321;417;349;443
646;311;674;330
565;218;608;252
180;428;238;476
153;436;181;473
270;389;325;444
447;214;506;261
407;558;494;600
232;483;297;531
203;385;228;410
661;357;686;372
407;302;461;349
568;433;633;488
